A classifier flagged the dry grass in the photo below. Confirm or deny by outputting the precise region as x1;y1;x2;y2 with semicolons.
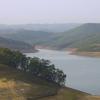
80;95;100;100
0;79;27;100
0;64;99;100
71;51;100;57
0;64;58;100
38;87;88;100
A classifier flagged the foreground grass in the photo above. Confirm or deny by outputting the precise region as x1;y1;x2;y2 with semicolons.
38;87;88;100
80;95;100;100
0;64;58;100
0;64;99;100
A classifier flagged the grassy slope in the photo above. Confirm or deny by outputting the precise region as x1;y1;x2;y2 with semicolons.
0;37;36;53
39;87;88;100
39;23;100;52
0;64;90;100
0;64;58;100
0;24;80;46
1;23;100;53
1;30;54;45
80;96;100;100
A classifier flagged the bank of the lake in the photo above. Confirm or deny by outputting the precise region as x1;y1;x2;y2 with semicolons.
26;49;100;95
36;46;100;57
71;51;100;57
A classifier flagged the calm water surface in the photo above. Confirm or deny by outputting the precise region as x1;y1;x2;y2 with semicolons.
26;49;100;95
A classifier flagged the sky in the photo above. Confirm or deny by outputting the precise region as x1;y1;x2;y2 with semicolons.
0;0;100;24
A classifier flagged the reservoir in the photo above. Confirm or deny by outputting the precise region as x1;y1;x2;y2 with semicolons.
26;49;100;95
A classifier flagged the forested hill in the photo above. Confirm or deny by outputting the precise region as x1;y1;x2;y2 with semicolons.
0;48;89;100
0;23;80;45
1;23;100;52
1;30;54;45
0;36;36;52
42;23;100;51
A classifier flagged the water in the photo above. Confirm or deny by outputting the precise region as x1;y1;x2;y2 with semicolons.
26;49;100;95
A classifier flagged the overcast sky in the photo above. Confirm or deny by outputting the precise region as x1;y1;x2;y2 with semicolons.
0;0;99;24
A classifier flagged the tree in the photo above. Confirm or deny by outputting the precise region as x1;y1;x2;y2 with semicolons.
28;57;66;85
0;48;66;86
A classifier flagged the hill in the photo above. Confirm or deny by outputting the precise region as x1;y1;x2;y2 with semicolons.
0;36;36;52
1;29;55;45
0;23;80;45
1;23;100;53
40;23;100;52
0;48;91;100
0;64;89;100
0;64;58;100
0;23;80;33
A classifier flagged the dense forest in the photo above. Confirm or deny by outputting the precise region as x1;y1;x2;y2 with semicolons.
0;48;66;86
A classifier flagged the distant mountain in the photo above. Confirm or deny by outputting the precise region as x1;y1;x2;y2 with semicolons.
0;23;80;33
44;23;100;51
0;36;36;52
1;23;100;52
0;24;72;45
13;23;80;33
0;23;80;46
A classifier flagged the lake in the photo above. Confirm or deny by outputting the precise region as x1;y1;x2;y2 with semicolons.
26;49;100;95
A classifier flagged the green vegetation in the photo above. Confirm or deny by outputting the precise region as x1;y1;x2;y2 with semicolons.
0;64;58;100
2;23;100;52
0;64;88;100
2;30;54;45
0;24;80;46
0;23;100;99
0;48;66;86
0;48;98;100
0;36;36;52
44;23;100;51
39;87;89;100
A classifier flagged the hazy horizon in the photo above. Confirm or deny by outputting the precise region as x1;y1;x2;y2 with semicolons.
0;0;100;24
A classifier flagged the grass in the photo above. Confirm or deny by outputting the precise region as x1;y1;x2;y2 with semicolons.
80;95;100;100
0;64;58;100
38;87;87;100
0;64;99;100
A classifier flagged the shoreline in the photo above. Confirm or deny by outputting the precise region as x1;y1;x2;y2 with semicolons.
70;51;100;58
35;46;100;58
